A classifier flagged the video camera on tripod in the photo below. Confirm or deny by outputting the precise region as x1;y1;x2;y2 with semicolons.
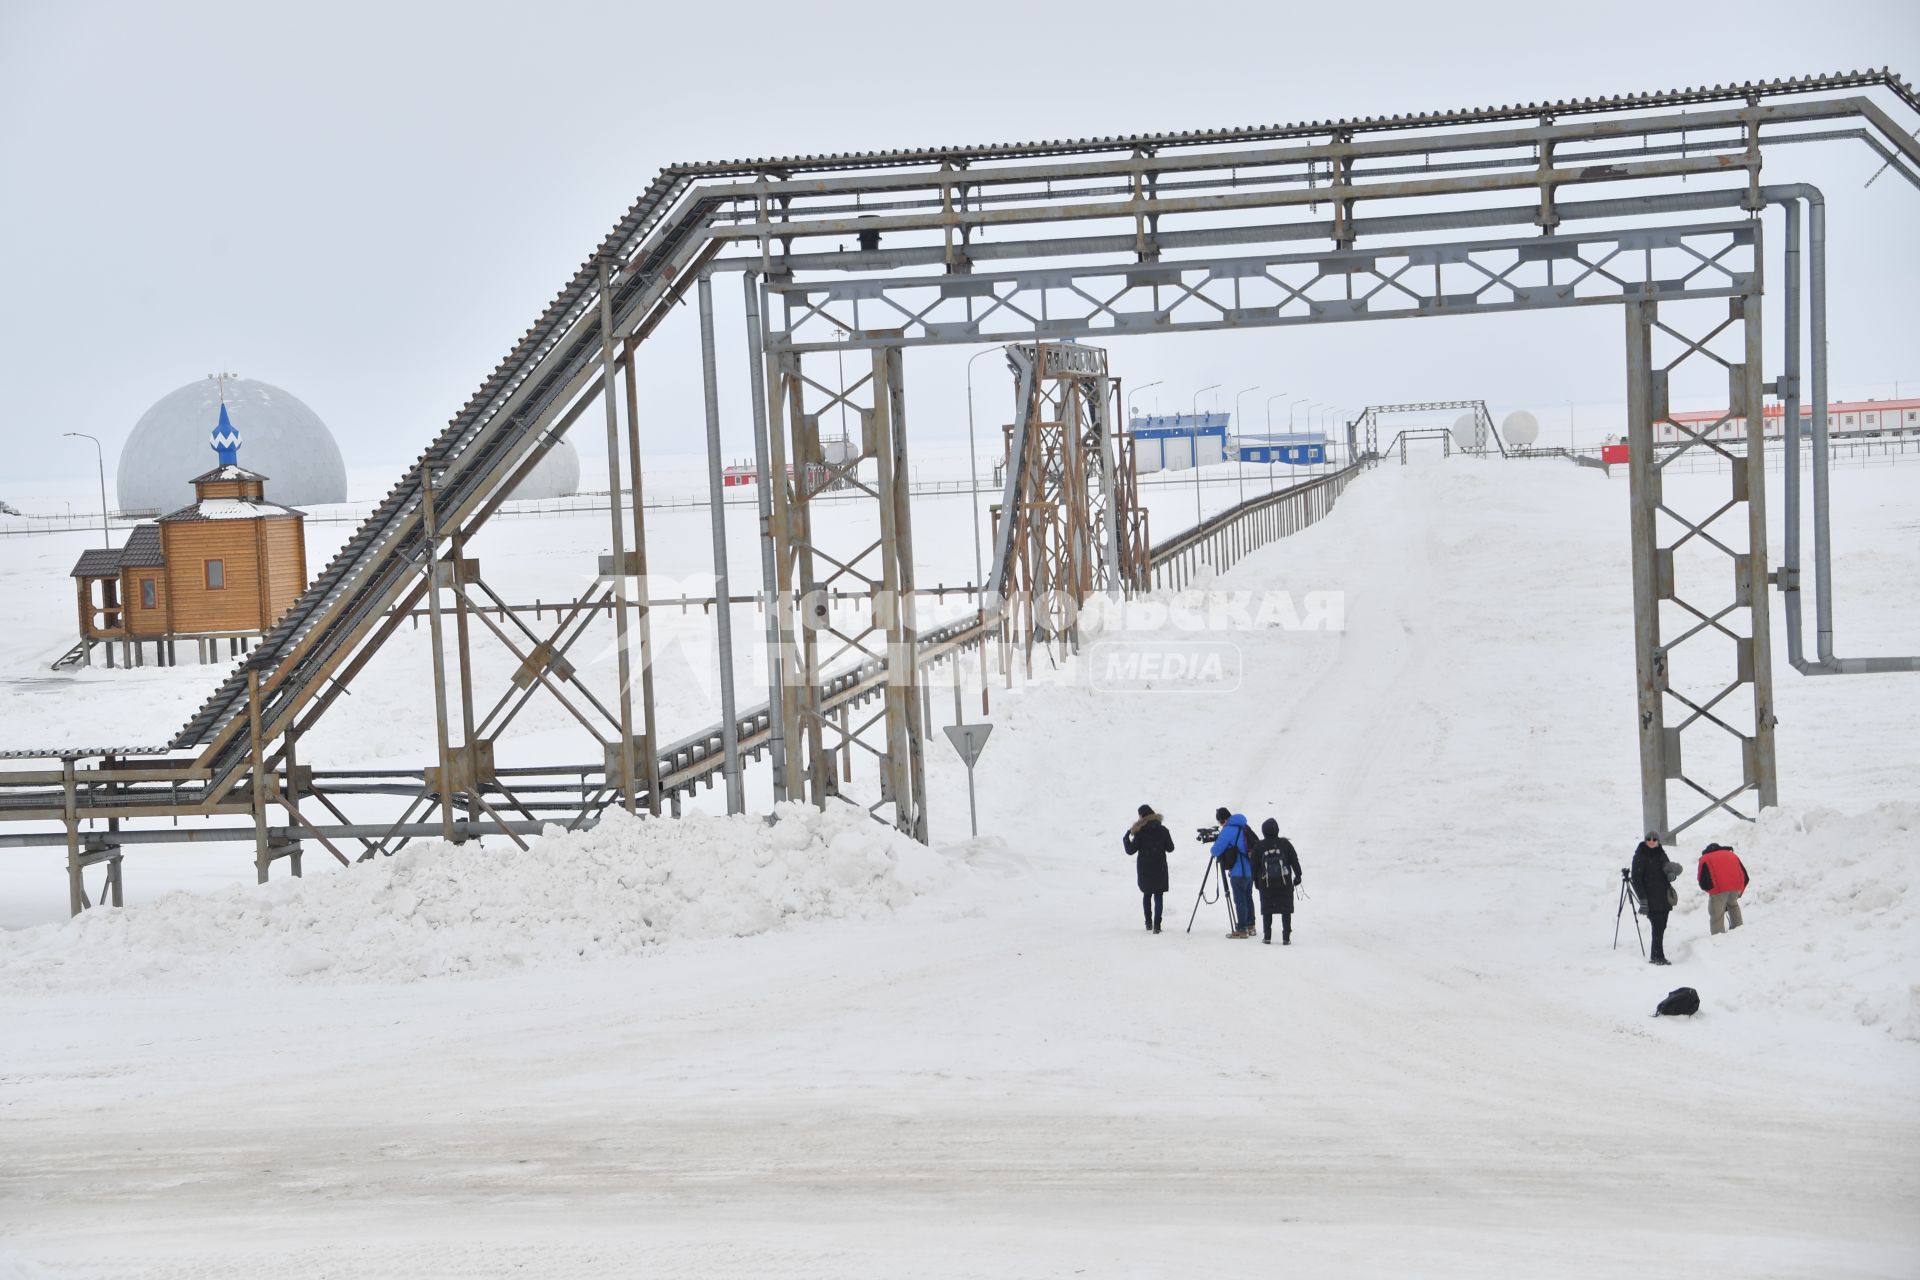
1196;825;1221;845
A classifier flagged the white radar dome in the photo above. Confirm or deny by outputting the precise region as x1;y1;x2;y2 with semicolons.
1450;412;1481;451
1502;409;1541;448
507;436;582;501
117;377;348;513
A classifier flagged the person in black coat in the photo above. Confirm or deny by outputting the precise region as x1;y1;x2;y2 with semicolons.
1629;832;1674;965
1253;817;1303;945
1123;804;1174;933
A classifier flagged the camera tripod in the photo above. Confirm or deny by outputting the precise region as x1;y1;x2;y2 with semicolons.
1185;858;1237;935
1612;868;1645;957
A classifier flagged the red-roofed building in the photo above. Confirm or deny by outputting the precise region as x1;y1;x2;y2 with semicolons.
1659;398;1920;444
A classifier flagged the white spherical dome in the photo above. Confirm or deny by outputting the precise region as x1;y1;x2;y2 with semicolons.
507;437;581;501
1450;412;1480;450
117;377;347;513
1502;409;1541;448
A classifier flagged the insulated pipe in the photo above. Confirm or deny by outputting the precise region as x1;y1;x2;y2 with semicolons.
1766;183;1920;675
1781;197;1802;666
697;275;746;811
1809;186;1835;664
742;274;788;797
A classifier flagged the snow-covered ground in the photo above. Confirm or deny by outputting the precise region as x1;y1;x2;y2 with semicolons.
2;455;1916;1277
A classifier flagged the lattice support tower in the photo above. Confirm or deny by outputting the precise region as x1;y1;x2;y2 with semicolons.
1624;292;1779;839
764;333;927;838
988;342;1144;674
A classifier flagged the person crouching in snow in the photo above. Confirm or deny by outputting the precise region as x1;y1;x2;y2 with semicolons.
1253;817;1303;945
1209;807;1257;939
1697;843;1750;935
1124;804;1173;933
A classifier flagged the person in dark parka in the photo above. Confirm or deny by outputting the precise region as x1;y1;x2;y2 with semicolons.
1253;817;1303;945
1629;832;1674;965
1124;804;1174;933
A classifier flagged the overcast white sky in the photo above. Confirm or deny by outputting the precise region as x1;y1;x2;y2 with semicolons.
3;0;1917;499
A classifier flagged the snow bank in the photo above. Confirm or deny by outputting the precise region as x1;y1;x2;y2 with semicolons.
1678;801;1920;1040
0;804;966;990
0;1251;58;1280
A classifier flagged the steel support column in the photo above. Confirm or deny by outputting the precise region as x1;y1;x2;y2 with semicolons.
743;274;789;800
697;274;746;814
1623;290;1777;838
418;465;458;841
620;341;665;815
1623;302;1671;838
598;260;640;814
872;346;927;839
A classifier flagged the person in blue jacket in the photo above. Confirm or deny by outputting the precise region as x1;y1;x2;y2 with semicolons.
1209;807;1257;939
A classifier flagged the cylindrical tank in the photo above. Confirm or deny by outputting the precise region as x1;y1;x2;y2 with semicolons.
1502;409;1541;448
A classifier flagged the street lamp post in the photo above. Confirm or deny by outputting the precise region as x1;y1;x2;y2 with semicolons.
1191;383;1220;528
1127;379;1162;424
1233;385;1259;507
1264;391;1289;492
63;432;109;549
1286;397;1310;491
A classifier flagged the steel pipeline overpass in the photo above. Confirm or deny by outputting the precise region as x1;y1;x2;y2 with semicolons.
3;70;1918;911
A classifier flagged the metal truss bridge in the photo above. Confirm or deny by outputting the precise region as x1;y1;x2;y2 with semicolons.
4;69;1918;912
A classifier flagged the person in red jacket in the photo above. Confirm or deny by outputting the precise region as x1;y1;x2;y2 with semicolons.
1696;843;1750;935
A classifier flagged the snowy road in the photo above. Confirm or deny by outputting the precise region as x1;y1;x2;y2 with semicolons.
4;460;1918;1277
7;889;1913;1277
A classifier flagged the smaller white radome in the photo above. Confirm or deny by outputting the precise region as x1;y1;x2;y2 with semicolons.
506;436;581;501
1450;412;1481;450
1502;409;1541;447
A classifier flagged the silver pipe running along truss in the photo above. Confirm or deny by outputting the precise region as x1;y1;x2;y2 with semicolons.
2;70;1918;887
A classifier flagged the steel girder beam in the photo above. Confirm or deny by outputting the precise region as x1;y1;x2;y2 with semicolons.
766;223;1757;352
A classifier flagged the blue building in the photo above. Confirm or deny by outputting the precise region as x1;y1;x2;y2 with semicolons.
1129;413;1230;473
1235;432;1329;465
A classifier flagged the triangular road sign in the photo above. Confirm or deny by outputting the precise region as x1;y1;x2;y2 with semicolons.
942;722;993;768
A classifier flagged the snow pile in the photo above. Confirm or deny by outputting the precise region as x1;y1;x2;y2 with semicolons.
1676;801;1920;1040
0;804;968;990
0;1251;58;1280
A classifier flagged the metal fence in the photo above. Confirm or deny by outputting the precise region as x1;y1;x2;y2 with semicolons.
1148;463;1364;591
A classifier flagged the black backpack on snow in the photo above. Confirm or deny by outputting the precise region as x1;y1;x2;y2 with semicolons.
1654;987;1700;1017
